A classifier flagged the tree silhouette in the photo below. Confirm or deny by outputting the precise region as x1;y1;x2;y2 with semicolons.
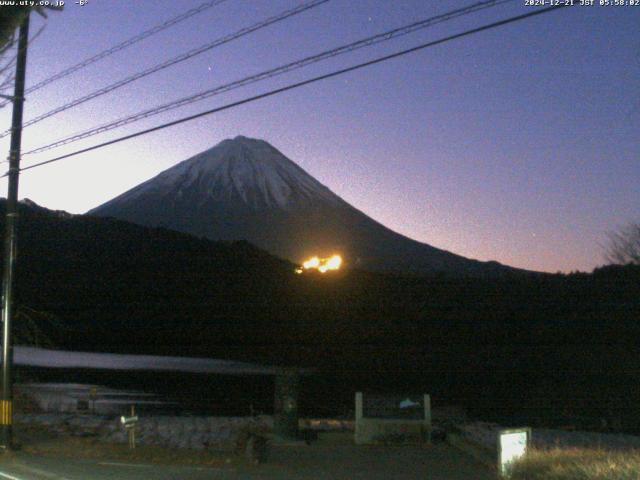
605;222;640;265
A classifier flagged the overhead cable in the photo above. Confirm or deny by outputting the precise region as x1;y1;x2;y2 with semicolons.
0;0;329;138
13;4;572;176
0;0;230;109
24;0;513;155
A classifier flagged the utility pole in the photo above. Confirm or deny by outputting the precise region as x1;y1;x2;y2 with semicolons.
1;13;30;451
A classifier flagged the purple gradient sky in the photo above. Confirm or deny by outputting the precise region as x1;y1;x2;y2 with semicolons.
0;0;637;273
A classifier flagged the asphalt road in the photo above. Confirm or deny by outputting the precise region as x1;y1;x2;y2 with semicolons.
0;444;495;480
0;453;233;480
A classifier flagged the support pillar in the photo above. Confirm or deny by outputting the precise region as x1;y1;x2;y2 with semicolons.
273;369;300;441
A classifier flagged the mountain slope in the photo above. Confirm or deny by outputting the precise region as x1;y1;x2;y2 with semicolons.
3;200;640;422
89;136;517;276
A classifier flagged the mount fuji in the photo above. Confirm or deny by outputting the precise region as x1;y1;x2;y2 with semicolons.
89;136;516;276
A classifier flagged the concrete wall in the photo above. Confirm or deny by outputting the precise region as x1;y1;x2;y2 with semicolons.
354;392;431;445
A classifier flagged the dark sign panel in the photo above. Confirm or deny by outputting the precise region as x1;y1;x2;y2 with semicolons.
362;394;425;420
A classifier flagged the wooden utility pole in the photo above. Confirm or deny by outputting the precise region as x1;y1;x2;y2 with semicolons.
0;13;29;451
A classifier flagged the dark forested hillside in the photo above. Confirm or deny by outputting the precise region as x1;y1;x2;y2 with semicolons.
3;200;640;427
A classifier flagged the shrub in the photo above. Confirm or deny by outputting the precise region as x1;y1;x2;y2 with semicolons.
509;448;640;480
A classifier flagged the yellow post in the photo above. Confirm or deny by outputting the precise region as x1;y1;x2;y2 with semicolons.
0;400;12;426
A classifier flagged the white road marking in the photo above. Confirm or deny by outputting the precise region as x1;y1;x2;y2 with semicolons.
12;463;73;480
0;471;24;480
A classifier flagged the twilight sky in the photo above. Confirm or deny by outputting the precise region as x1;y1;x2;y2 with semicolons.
0;0;637;273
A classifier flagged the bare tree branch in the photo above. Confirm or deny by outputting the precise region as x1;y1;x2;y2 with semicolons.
605;222;640;265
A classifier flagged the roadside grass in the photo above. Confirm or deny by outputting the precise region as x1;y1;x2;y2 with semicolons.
509;447;640;480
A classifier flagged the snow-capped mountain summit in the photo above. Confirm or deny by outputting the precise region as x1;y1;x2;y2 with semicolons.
89;136;517;276
111;136;344;211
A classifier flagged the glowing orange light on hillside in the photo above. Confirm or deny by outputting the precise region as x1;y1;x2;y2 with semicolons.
296;254;342;274
303;256;320;269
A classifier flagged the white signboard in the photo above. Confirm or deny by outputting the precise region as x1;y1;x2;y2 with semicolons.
498;428;530;477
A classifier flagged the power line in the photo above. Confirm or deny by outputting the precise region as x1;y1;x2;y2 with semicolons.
12;4;572;178
0;0;230;109
24;0;514;156
0;0;329;138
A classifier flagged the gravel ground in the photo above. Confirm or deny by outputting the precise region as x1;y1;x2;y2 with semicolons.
253;442;495;480
2;443;495;480
29;413;640;479
12;417;494;479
